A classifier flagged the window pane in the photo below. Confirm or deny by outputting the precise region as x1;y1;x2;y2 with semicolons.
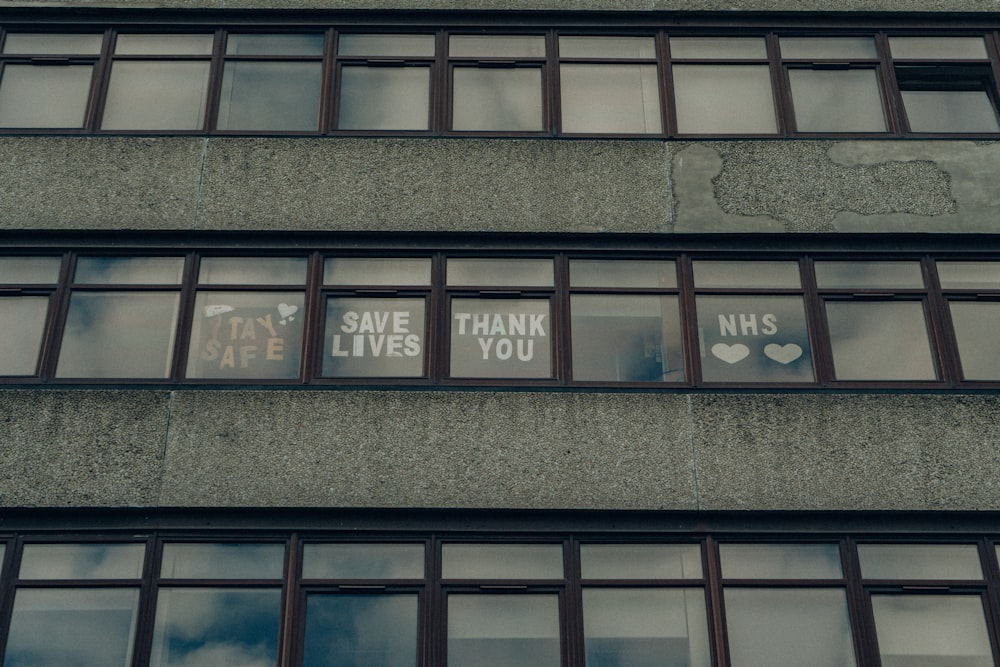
889;36;988;60
571;295;683;382
560;64;661;133
198;257;307;285
902;89;1000;133
217;61;321;131
225;33;324;56
323;297;425;377
447;258;553;286
0;256;61;283
3;33;103;54
789;69;886;132
101;61;210;130
159;543;285;579
580;544;702;579
20;543;145;579
583;589;710;667
442;544;563;579
0;65;92;128
448;595;560;667
570;260;676;288
719;544;843;579
814;261;924;288
674;65;777;134
338;34;435;57
724;588;856;667
693;260;800;288
304;595;418;667
697;296;813;383
324;258;431;286
670;37;767;59
3;588;139;667
780;37;878;59
452;67;543;131
949;302;1000;379
0;297;48;375
858;544;983;580
559;36;655;59
303;543;424;579
825;301;935;380
338;66;430;130
450;299;551;378
114;33;213;55
449;35;546;58
57;292;179;378
75;257;184;284
149;588;281;667
871;595;992;666
937;261;1000;289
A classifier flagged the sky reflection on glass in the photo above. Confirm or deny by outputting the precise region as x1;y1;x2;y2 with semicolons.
159;543;284;579
872;595;993;666
858;544;982;580
720;543;842;579
448;595;560;667
20;543;145;579
303;594;417;667
581;544;702;579
442;544;563;579
0;298;48;375
303;543;424;579
826;301;935;380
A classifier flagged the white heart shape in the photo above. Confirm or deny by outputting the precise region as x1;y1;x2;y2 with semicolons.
711;343;750;364
277;303;299;320
764;343;803;364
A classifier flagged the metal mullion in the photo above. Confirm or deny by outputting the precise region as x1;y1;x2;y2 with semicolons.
300;251;323;384
765;32;790;136
168;251;198;381
656;29;676;136
921;255;958;386
428;253;447;383
703;536;729;667
554;253;570;383
545;29;559;136
38;251;78;382
128;535;159;667
275;532;298;667
203;29;225;132
0;538;27;665
318;27;335;134
87;28;116;131
432;29;447;134
799;257;832;385
676;254;700;386
842;537;878;666
876;31;907;135
980;538;1000;666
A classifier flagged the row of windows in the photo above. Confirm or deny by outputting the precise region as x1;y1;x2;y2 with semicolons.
2;24;1000;137
1;531;1000;666
8;249;1000;387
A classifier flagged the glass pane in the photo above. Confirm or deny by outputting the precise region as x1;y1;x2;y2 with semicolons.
580;544;702;579
902;90;1000;133
3;33;103;54
101;61;210;130
0;65;92;128
442;544;563;579
858;544;983;580
198;257;307;285
303;543;424;579
725;588;856;667
938;262;1000;289
0;256;61;283
889;36;988;60
815;261;924;288
20;543;145;579
338;66;430;130
559;36;656;59
780;37;878;60
0;297;48;375
324;258;431;286
3;588;139;667
570;260;676;288
217;61;321;131
789;69;887;132
57;292;179;378
719;544;842;579
693;260;800;288
449;35;546;58
114;33;214;55
339;34;435;57
826;301;935;380
225;33;324;55
452;67;543;131
872;595;992;666
697;295;814;383
186;292;304;379
560;64;661;133
450;299;552;378
570;295;683;382
75;257;184;284
304;595;417;667
670;37;767;59
159;543;285;579
447;258;553;286
674;65;776;134
149;588;281;667
950;302;1000;380
583;589;711;667
323;297;426;377
448;595;560;667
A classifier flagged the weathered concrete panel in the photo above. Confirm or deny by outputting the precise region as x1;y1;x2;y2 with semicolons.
196;138;672;233
0;137;203;231
160;390;697;509
0;390;171;506
692;394;1000;511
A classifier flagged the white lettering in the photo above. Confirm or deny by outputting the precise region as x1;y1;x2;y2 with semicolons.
739;313;758;336
454;312;471;335
495;338;513;360
517;339;534;361
341;311;359;334
719;314;737;337
330;334;349;357
478;337;494;359
393;311;410;334
530;313;547;336
761;313;778;335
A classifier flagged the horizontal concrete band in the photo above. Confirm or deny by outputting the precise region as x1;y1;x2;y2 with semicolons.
1;389;997;511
